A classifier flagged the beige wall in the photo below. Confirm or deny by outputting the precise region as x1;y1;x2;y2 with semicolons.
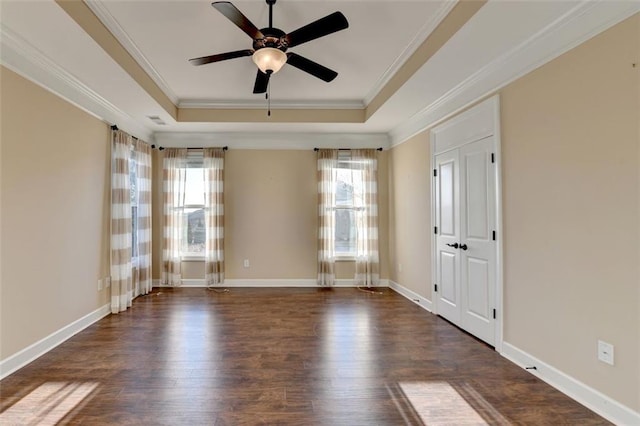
388;131;431;296
226;150;317;279
152;149;389;281
500;14;639;410
0;67;110;359
388;14;639;411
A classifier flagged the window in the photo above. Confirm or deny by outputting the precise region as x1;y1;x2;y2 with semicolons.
129;148;138;263
164;151;208;259
333;151;364;257
182;164;205;257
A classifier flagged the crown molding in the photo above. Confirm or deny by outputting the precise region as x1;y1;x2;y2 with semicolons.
0;24;154;142
389;0;640;147
362;0;458;107
178;99;365;110
85;0;179;105
154;131;390;150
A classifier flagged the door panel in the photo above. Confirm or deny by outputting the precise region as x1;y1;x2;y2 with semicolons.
438;160;456;237
440;252;457;305
434;150;461;326
465;150;490;240
466;257;489;318
459;137;496;345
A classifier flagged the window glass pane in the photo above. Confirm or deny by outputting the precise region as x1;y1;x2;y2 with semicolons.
352;169;364;206
335;208;356;254
333;153;361;255
131;206;138;258
183;207;205;253
129;153;137;205
129;152;138;259
184;168;205;206
335;168;353;206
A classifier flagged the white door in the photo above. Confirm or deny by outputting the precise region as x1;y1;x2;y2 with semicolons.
434;150;461;324
459;137;496;345
434;137;497;346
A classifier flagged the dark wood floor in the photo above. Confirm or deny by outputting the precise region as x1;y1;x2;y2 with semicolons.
1;287;608;425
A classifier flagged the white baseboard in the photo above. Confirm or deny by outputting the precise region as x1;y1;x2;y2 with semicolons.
180;279;208;287
501;342;640;425
153;278;389;288
0;304;111;380
389;280;433;312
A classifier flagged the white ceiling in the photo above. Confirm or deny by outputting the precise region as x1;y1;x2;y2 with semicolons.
95;0;449;104
1;0;638;145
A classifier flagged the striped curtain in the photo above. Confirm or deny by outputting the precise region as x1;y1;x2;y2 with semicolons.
204;148;225;287
317;149;338;286
110;131;133;313
162;148;187;286
133;140;152;296
353;149;379;287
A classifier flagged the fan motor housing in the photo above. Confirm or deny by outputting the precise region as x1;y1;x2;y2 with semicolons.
254;28;288;51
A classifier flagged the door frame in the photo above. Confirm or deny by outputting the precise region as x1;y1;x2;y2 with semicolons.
429;95;504;352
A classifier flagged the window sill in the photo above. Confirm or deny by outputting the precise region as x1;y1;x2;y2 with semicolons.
181;256;205;262
335;256;356;262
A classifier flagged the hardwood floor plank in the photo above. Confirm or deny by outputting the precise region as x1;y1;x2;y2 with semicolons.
0;288;609;425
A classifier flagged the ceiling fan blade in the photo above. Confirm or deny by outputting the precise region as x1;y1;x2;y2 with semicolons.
253;70;270;94
189;49;253;66
212;1;264;40
286;52;338;82
284;11;348;48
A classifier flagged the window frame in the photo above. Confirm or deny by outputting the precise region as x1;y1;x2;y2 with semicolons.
333;151;362;260
180;153;206;261
129;146;139;267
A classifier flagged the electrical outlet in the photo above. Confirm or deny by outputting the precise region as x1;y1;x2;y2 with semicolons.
398;263;403;272
105;277;111;288
97;279;103;291
243;259;250;268
597;340;614;365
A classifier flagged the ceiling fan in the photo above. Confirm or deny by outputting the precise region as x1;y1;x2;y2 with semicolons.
189;0;349;94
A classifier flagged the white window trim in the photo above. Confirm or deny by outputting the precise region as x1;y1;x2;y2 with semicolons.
129;146;139;266
181;255;205;262
333;152;361;259
180;153;206;259
335;255;356;262
181;202;205;260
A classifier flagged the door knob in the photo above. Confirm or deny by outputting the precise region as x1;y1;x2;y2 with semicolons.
446;243;459;249
460;243;468;251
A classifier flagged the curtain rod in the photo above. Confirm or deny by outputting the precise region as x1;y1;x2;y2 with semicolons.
112;124;161;150
110;125;227;151
313;147;383;151
148;146;229;152
186;147;229;151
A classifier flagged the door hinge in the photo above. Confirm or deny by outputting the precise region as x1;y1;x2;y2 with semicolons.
433;169;437;177
493;309;496;319
434;226;438;234
492;230;496;241
491;153;495;163
434;284;438;292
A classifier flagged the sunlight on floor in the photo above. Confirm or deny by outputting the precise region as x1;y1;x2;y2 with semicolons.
0;381;99;425
390;381;497;425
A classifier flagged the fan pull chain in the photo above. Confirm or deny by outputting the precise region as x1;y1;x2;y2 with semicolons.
266;83;271;117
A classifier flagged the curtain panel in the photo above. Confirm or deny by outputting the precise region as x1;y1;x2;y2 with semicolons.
204;148;225;287
317;149;338;286
110;131;133;313
133;140;153;297
353;149;380;287
162;148;187;286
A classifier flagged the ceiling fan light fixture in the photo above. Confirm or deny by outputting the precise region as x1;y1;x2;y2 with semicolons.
252;47;287;74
